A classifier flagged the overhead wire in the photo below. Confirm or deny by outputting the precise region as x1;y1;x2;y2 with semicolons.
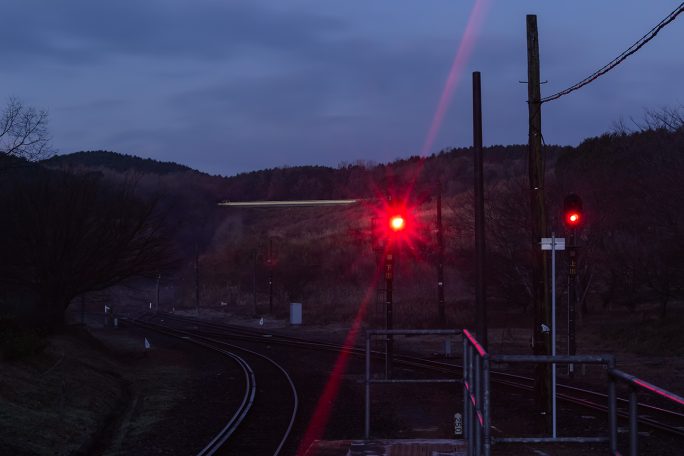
541;2;684;104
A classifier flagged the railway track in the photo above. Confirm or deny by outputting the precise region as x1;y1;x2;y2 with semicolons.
123;317;298;456
146;312;684;441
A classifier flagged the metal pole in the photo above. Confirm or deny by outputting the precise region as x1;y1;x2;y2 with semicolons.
195;244;200;314
268;238;274;314
385;251;394;379
527;14;551;422
463;337;470;453
608;362;618;454
253;250;258;316
473;71;487;350
437;180;446;324
156;273;160;314
365;333;371;439
568;228;577;377
475;355;481;456
551;233;557;438
483;355;491;456
629;387;638;456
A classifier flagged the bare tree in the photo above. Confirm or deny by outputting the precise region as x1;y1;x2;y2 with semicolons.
0;97;51;162
641;106;684;132
0;169;176;329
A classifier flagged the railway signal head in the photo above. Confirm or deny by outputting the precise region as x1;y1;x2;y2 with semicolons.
370;194;425;251
563;193;583;228
389;215;405;232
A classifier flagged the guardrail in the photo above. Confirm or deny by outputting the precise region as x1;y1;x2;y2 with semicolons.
463;329;490;456
463;329;619;455
364;329;462;439
609;369;684;456
490;354;616;450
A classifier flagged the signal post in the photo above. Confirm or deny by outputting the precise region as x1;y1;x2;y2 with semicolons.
384;212;405;378
384;249;394;378
563;193;583;376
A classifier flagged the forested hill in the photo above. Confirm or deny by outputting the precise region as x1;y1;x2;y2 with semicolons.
45;144;570;202
43;150;194;175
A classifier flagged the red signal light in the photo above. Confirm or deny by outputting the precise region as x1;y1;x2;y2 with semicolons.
565;211;580;226
371;197;422;248
563;194;583;229
389;215;405;232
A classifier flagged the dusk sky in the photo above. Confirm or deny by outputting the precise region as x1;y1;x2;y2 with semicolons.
2;1;682;176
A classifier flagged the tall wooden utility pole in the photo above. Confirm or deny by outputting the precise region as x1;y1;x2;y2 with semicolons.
473;71;487;349
253;250;258;316
156;273;161;314
268;238;274;314
527;14;551;422
195;244;200;314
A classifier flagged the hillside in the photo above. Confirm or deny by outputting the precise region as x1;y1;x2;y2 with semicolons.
6;125;683;328
43;150;194;175
47;144;558;201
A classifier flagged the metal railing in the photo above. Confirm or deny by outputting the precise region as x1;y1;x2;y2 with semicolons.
463;329;619;455
609;369;684;456
463;329;491;456
364;329;461;439
490;354;616;450
363;328;683;456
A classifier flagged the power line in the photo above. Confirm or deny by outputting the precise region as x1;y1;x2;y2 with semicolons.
541;3;684;104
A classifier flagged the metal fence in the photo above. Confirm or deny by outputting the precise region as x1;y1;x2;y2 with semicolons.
365;328;683;456
364;329;462;439
463;329;491;456
609;368;684;456
463;329;619;455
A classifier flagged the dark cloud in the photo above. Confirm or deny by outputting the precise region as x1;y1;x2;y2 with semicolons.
5;1;681;176
0;0;346;65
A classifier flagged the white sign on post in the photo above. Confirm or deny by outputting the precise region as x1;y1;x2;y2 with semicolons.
540;237;565;250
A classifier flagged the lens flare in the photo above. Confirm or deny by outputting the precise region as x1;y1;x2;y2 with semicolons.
403;0;491;200
420;0;491;157
295;4;491;451
295;269;381;455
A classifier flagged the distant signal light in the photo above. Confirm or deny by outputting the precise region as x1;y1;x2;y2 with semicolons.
563;194;583;228
565;211;581;226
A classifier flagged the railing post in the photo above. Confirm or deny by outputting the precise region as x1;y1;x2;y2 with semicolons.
608;363;617;454
463;337;470;454
475;355;481;456
483;354;491;456
468;345;474;456
629;386;638;456
365;332;371;439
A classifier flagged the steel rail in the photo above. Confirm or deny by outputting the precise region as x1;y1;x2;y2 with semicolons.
195;346;255;456
131;317;298;455
149;313;684;438
122;318;257;455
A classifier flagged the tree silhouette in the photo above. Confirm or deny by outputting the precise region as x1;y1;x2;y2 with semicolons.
0;169;175;329
0;97;51;163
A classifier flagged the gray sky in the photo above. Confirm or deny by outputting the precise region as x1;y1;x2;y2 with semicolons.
2;1;682;176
